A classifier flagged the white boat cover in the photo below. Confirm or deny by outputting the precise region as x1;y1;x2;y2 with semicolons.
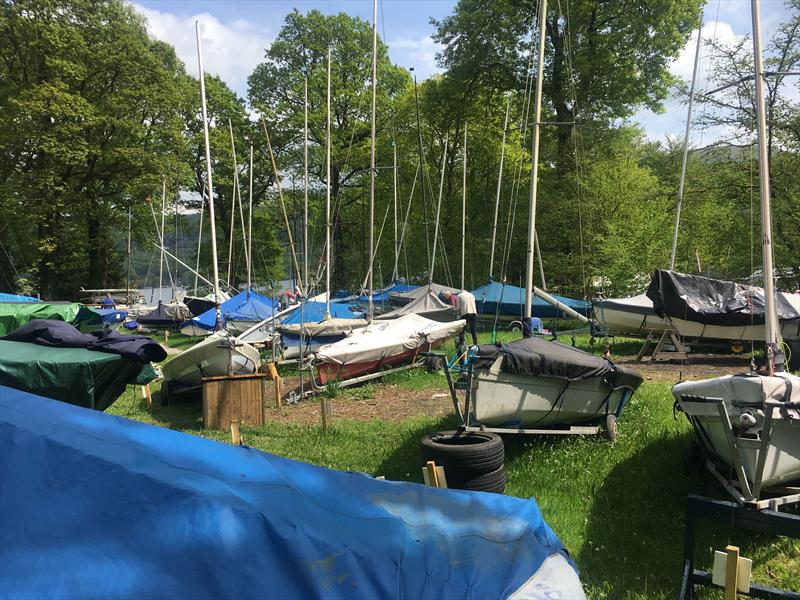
593;293;655;316
315;314;465;366
280;317;369;337
673;372;800;407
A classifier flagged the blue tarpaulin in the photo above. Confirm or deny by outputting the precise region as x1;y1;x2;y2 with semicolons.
0;292;38;302
280;300;364;325
472;281;590;319
185;290;278;331
0;385;584;599
91;307;128;325
332;282;420;305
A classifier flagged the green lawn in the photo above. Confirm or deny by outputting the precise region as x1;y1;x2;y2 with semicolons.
106;327;799;598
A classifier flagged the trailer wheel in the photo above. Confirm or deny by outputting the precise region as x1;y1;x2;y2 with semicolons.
604;414;618;442
425;355;444;372
160;380;172;406
509;321;522;333
420;430;504;478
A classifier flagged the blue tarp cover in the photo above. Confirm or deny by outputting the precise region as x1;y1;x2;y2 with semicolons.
186;290;278;331
0;385;583;599
472;281;590;318
333;282;420;304
92;307;128;325
0;292;38;302
280;300;364;325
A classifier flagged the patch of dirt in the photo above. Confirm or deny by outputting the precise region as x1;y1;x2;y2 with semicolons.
264;374;454;426
614;353;754;383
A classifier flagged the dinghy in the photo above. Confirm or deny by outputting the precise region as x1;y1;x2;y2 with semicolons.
0;384;586;599
466;337;643;433
313;314;464;384
277;301;366;359
592;293;669;337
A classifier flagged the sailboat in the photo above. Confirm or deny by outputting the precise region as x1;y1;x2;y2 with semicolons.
161;22;260;395
459;0;643;436
672;0;800;507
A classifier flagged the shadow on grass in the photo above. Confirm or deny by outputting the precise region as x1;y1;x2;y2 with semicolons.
578;431;714;597
147;384;204;431
373;414;460;483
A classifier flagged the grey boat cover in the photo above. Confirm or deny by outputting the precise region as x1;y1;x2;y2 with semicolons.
593;293;656;316
378;288;459;321
474;337;643;390
388;282;460;307
646;270;800;326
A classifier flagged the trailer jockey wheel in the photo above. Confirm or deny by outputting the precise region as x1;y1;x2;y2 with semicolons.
730;341;744;354
604;414;618;442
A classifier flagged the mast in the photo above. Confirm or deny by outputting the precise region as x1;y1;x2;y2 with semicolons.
367;0;377;323
751;0;782;372
228;119;249;292
524;0;547;328
670;11;704;271
303;75;309;294
461;122;467;290
392;140;398;281
413;72;430;276
248;144;254;293
159;178;166;303
193;185;205;296
325;46;332;319
428;135;448;285
173;183;178;294
126;205;131;305
489;95;511;280
196;21;222;328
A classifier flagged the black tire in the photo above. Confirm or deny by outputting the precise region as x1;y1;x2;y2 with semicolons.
420;430;504;477
425;355;444;372
456;465;506;494
605;414;618;442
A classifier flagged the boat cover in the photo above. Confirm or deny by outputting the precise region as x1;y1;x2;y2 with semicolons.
279;300;365;325
592;293;656;316
316;314;465;366
333;282;420;304
280;317;369;337
3;319;167;363
0;342;156;410
90;307;128;325
389;282;459;306
137;300;192;326
673;372;800;407
0;292;38;302
0;385;585;599
184;290;278;331
377;287;459;321
646;270;800;326
475;337;643;390
0;301;99;336
473;281;590;318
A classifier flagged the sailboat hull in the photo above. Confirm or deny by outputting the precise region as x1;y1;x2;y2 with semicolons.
162;331;261;388
673;374;800;489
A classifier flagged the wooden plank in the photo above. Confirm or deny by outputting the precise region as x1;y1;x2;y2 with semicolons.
142;384;152;410
725;545;739;600
230;420;242;445
202;374;266;429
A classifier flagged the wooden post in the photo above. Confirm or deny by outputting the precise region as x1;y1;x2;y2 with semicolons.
263;362;283;408
321;397;329;432
163;330;169;344
725;545;739;600
142;384;152;410
422;461;448;488
230;420;242;445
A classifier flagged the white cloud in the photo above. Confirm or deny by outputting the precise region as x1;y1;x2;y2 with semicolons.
388;36;442;79
670;21;740;88
131;3;271;98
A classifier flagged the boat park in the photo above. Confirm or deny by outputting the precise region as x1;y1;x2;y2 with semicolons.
1;0;799;598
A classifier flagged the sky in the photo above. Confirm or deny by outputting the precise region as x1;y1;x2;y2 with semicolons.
131;0;793;144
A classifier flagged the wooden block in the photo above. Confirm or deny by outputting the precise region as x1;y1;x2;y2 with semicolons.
230;420;242;445
712;548;751;596
375;475;385;480
142;384;152;410
435;465;447;488
202;374;266;429
274;376;283;408
263;362;279;380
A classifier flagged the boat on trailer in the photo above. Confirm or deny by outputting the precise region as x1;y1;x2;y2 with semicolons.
463;337;643;436
592;293;669;337
313;314;464;385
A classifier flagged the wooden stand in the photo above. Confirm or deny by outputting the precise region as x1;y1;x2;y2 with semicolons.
201;373;266;430
262;362;283;408
636;329;688;362
422;461;448;488
142;384;152;410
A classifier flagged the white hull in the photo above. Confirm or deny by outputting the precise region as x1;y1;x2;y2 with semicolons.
674;374;800;489
162;331;261;388
471;364;631;428
596;306;669;336
668;315;800;343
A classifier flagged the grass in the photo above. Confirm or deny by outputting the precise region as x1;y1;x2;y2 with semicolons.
105;326;799;598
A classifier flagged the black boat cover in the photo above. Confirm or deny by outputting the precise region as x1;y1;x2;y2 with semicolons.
3;319;167;363
474;337;643;390
646;269;800;326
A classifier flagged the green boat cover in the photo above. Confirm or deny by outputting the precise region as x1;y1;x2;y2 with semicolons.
0;303;100;336
0;340;156;410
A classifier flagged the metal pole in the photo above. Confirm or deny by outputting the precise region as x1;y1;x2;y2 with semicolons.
325;47;332;319
159;178;165;302
193;184;205;296
228;119;249;287
304;75;309;294
196;21;222;328
751;0;782;372
524;0;547;324
413;73;430;275
489;95;511;280
461;122;467;290
126;205;131;305
367;0;377;323
392;140;398;281
428;135;448;285
248;144;253;293
535;229;546;290
670;11;704;271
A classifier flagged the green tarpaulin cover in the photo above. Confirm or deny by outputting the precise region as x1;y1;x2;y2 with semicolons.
0;303;100;336
0;341;156;410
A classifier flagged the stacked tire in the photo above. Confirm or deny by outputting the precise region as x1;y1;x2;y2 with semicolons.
419;430;506;494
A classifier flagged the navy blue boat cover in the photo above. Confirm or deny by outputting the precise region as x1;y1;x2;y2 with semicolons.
0;292;38;302
646;269;800;326
0;385;585;599
186;290;279;331
472;281;590;318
